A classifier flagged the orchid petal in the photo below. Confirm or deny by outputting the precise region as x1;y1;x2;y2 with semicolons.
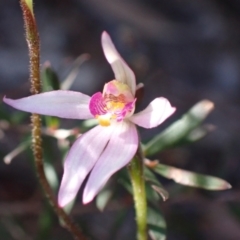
83;121;138;204
4;90;92;119
101;31;136;95
129;97;176;128
58;125;114;207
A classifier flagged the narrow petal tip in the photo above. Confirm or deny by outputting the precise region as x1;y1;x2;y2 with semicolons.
3;96;13;105
58;194;74;208
226;183;232;189
58;175;82;207
82;191;95;205
101;31;109;39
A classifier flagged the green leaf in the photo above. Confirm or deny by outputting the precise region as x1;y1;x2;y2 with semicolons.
3;139;30;164
41;62;60;128
96;186;113;211
118;166;169;204
81;119;98;131
41;62;60;92
61;54;90;90
150;185;169;202
153;163;231;190
144;167;169;202
144;100;214;156
38;207;54;240
145;180;161;204
62;198;76;216
147;206;167;240
117;168;133;194
0;105;11;121
44;162;59;191
60;194;77;223
184;124;215;143
11;111;28;124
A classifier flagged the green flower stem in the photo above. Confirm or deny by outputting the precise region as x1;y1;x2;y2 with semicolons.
20;1;86;239
128;146;147;240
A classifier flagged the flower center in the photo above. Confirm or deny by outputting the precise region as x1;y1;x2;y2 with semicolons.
89;80;136;126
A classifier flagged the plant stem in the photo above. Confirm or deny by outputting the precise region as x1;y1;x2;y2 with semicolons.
128;146;147;240
20;1;86;239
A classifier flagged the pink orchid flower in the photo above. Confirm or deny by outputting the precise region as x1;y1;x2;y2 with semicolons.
4;32;176;206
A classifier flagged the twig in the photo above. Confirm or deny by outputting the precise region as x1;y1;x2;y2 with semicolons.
20;1;87;239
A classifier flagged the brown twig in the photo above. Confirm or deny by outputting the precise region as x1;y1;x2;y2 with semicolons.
20;1;87;239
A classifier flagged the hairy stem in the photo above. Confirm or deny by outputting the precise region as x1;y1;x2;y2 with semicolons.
20;1;86;239
128;146;147;240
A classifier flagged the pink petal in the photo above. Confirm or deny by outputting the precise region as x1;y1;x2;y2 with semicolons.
129;97;176;128
83;121;138;204
58;125;114;207
101;31;136;95
4;90;92;119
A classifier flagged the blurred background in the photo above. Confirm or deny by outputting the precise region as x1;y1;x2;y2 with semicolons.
0;0;240;239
